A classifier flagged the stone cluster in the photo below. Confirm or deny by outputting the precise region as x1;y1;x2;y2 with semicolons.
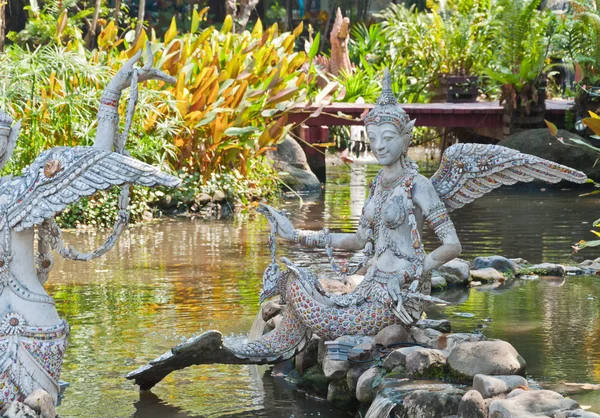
430;255;596;290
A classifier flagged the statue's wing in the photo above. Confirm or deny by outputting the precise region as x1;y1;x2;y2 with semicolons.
430;143;587;212
2;146;180;231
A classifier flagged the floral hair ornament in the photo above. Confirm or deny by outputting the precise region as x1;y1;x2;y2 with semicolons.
364;68;416;142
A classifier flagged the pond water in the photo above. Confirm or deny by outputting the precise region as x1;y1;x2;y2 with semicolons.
50;163;600;417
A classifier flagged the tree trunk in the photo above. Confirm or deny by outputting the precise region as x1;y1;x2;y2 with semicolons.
135;0;146;43
114;0;121;28
0;0;6;53
85;0;102;49
237;0;259;31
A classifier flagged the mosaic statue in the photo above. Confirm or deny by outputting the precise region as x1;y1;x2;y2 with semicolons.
127;69;586;390
0;47;179;407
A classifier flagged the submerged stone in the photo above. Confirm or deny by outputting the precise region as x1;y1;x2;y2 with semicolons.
299;365;329;397
327;379;359;411
473;256;520;273
488;389;580;417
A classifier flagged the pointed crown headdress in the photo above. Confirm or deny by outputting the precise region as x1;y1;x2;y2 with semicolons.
364;69;415;138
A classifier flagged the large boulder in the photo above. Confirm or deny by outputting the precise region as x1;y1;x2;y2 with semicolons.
300;365;329;396
416;319;452;334
471;268;505;283
473;374;529;398
323;353;350;380
458;390;487;418
356;367;382;403
395;387;465;418
405;348;448;379
375;324;410;347
266;135;321;191
383;346;421;372
498;129;600;179
327;379;359;411
295;336;320;374
448;341;526;382
488;389;580;418
473;256;520;273
437;258;471;286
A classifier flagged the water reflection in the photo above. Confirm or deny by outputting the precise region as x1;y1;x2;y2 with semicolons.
50;164;600;417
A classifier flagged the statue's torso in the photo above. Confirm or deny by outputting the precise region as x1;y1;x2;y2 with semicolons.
1;227;59;327
363;174;425;278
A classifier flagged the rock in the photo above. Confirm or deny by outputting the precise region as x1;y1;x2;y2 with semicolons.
261;301;282;321
295;336;320;374
554;411;600;418
448;341;526;383
471;268;505;283
23;390;55;418
499;128;600;179
458;390;487;418
266;135;321;191
473;374;529;398
1;402;39;418
300;365;329;396
405;347;448;378
409;327;443;347
488;389;580;417
564;266;584;275
523;263;565;277
579;258;600;274
383;346;421;372
396;387;465;418
323;353;350;380
195;193;212;206
438;258;471;285
432;273;447;289
438;333;486;351
317;338;327;365
348;342;376;363
473;256;520;273
336;335;374;346
375;324;410;347
510;258;529;266
356;367;381;403
212;190;226;203
416;319;452;334
347;365;371;393
327;379;358;411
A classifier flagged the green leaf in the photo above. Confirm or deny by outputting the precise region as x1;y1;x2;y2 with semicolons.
566;137;600;153
191;9;200;33
308;33;320;60
224;127;260;136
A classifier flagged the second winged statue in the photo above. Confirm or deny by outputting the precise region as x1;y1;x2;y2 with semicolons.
0;47;180;407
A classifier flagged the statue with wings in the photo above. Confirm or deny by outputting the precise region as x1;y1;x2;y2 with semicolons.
0;47;180;407
126;69;586;391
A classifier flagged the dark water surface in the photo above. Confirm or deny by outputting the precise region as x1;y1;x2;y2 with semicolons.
50;164;600;417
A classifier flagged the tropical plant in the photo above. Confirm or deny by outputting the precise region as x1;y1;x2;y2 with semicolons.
485;0;559;114
545;116;600;252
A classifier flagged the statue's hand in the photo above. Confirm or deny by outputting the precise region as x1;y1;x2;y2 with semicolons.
387;275;402;303
107;43;176;93
259;203;295;241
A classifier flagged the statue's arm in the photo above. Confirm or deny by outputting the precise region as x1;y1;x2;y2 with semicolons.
414;176;462;273
260;203;368;251
94;46;175;151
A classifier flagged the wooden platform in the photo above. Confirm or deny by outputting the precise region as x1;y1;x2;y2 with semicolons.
288;99;574;181
287;99;573;128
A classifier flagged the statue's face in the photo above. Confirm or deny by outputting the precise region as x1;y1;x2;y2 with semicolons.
366;122;410;166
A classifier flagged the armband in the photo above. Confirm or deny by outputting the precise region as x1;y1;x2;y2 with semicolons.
426;203;456;240
293;229;329;247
